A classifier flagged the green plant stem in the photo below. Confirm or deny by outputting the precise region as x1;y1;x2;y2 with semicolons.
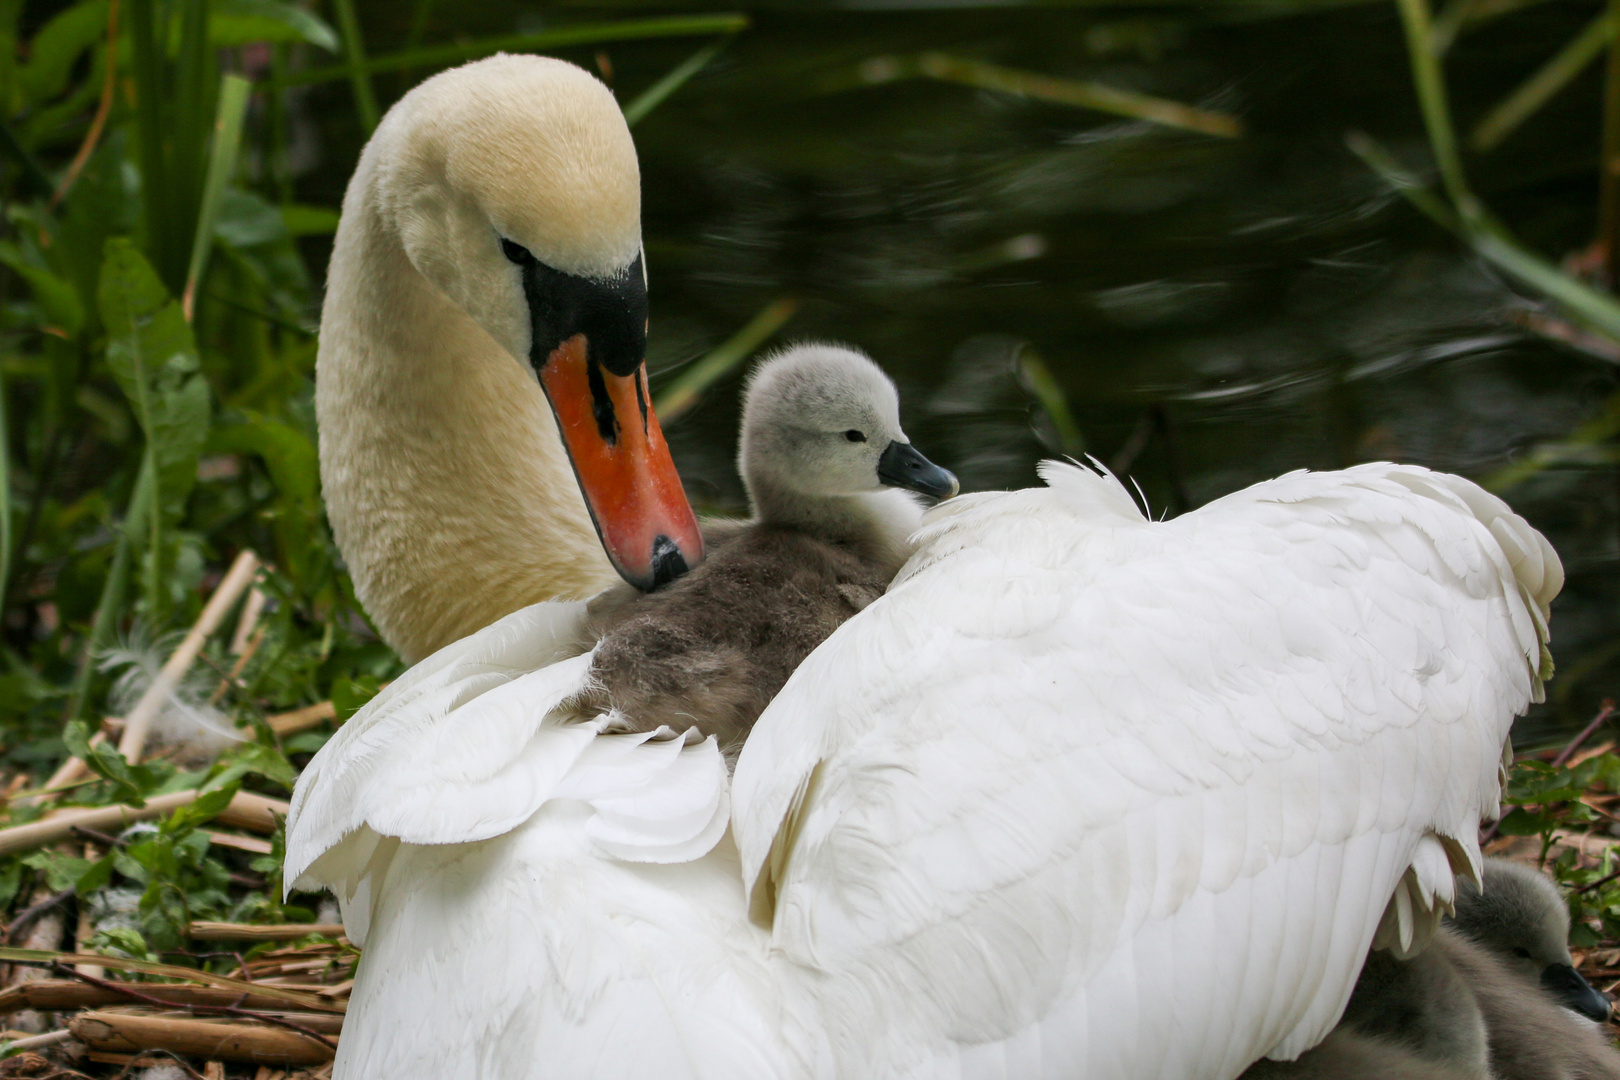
183;74;252;323
655;297;799;421
1349;130;1620;342
330;0;379;134
908;53;1242;138
1394;0;1475;216
285;14;749;86
65;456;153;722
1603;0;1620;283
1018;348;1085;456
624;36;731;127
1470;8;1613;152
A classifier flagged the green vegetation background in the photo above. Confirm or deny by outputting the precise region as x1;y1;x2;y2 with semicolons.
4;0;1620;978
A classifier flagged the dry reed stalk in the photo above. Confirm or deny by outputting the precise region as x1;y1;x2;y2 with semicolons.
0;790;288;856
0;979;345;1016
206;831;273;855
119;550;261;761
205;1063;227;1080
187;924;345;943
268;701;336;737
230;588;268;656
70;1011;335;1065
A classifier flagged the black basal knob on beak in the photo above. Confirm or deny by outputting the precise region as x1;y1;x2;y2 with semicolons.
1542;962;1613;1022
878;440;959;499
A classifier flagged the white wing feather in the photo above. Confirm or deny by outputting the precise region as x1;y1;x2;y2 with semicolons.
732;460;1558;1080
286;601;798;1080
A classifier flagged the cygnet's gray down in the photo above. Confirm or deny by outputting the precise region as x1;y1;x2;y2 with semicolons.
1446;859;1619;1080
578;343;957;751
1240;858;1620;1080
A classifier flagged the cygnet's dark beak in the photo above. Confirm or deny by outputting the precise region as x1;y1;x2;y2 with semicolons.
1542;962;1612;1022
878;440;958;499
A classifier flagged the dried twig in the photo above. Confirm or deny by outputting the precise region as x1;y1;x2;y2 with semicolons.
52;964;339;1052
0;790;288;857
70;1008;334;1065
188;924;345;943
5;889;73;946
1553;700;1617;767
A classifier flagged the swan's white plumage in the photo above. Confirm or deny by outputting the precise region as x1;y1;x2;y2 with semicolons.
289;456;1558;1080
285;601;797;1080
731;459;1556;1080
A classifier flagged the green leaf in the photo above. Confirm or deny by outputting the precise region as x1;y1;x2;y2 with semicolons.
21;849;91;893
75;852;116;895
212;0;339;51
17;0;109;105
0;859;22;909
98;239;213;531
207;742;297;791
63;717;165;804
0;241;85;336
331;674;382;722
206;416;318;505
166;783;238;832
215;188;289;248
1493;805;1554;836
279;203;341;238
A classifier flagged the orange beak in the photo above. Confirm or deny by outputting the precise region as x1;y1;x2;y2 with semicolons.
538;334;704;590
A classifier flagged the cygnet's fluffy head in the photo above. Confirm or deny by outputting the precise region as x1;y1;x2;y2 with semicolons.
363;53;641;365
739;344;956;514
1453;857;1611;1021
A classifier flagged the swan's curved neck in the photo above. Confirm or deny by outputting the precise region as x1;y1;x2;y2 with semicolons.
316;168;617;663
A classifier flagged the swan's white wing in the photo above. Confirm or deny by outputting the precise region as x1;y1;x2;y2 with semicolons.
286;599;730;936
287;602;795;1080
733;461;1558;1080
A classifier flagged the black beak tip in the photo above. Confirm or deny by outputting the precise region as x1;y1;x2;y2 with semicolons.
878;440;959;500
1544;963;1613;1022
649;535;690;591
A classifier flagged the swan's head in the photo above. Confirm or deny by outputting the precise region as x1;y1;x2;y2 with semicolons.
1453;858;1611;1022
739;343;957;514
364;53;699;591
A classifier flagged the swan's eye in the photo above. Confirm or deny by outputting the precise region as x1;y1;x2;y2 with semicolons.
845;430;867;443
500;238;534;266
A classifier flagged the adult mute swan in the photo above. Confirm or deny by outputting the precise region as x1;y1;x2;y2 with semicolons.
290;53;1563;1080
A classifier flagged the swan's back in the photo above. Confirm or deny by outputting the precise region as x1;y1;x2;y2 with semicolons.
734;460;1558;1080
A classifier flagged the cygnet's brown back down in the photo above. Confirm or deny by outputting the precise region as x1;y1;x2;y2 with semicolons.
578;343;957;752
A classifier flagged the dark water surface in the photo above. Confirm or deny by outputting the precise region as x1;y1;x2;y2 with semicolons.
317;1;1615;745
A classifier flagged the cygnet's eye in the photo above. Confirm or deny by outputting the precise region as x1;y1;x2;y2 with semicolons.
844;430;867;443
1512;947;1532;959
500;238;534;266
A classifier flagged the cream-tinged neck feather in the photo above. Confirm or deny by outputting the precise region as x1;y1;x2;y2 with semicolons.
317;56;635;663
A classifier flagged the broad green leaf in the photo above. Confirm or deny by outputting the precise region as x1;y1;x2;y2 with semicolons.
332;674;382;722
212;0;339;51
207;742;297;790
63;717;166;804
206;416;318;505
280;203;341;237
17;0;108;105
0;241;85;336
1492;805;1552;837
21;849;92;892
166;783;238;831
98;239;212;531
215;188;289;248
